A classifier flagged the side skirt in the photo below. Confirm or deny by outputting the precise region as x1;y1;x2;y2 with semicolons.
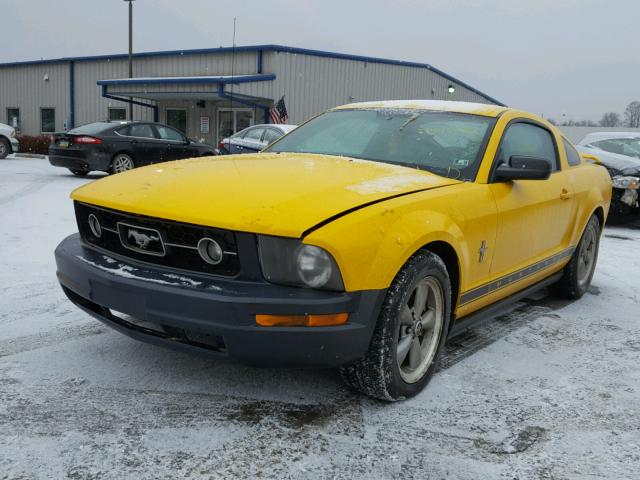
448;271;563;338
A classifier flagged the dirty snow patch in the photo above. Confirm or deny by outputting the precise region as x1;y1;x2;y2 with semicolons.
346;174;430;195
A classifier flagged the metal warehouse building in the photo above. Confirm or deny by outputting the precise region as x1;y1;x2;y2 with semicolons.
0;44;502;144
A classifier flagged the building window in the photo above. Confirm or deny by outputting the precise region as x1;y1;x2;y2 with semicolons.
7;108;20;132
166;109;187;134
108;108;127;121
41;108;56;133
217;108;255;140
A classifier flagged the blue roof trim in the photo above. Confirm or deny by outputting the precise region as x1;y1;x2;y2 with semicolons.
97;73;275;86
0;44;503;106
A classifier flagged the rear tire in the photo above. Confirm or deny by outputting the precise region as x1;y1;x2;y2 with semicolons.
69;169;88;177
554;214;601;299
0;138;10;159
110;153;135;174
339;251;451;401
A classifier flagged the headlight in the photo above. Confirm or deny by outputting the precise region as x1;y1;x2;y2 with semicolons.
9;129;16;138
258;236;344;291
612;176;640;190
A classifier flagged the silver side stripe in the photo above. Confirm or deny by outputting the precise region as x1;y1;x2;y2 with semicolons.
459;247;575;306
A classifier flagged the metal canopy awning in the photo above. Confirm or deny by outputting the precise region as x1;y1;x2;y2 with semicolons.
97;73;275;87
97;74;276;121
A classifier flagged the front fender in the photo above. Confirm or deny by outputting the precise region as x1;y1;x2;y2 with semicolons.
304;187;478;292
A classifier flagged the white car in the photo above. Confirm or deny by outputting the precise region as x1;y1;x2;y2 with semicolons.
577;132;640;216
0;122;19;159
218;124;297;155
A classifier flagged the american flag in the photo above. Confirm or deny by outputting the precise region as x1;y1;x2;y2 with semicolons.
269;96;289;124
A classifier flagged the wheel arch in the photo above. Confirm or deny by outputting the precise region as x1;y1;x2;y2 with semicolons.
592;205;605;229
111;150;134;163
422;240;460;311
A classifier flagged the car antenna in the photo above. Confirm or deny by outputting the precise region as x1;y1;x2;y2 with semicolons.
228;17;237;124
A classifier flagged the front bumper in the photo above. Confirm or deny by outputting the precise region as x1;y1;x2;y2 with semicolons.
10;138;19;153
55;234;385;367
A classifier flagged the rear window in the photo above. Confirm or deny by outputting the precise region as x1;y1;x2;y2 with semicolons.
69;122;114;135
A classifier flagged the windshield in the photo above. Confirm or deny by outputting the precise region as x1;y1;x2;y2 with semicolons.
266;109;495;180
591;138;640;159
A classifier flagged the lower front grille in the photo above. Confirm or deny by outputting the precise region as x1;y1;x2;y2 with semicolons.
63;286;226;353
75;202;240;276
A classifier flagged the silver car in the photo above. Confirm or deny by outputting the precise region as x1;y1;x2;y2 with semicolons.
218;124;297;155
577;132;640;216
0;122;20;159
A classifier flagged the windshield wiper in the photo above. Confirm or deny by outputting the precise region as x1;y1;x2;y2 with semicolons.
399;112;424;130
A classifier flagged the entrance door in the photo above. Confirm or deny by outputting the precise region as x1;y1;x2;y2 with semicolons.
217;108;255;141
166;109;187;134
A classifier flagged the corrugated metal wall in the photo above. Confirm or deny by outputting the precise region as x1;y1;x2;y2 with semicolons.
1;48;496;137
0;63;69;134
267;50;492;125
75;60;153;125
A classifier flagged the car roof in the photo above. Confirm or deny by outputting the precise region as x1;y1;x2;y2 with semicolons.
332;100;509;118
247;124;298;131
578;131;640;144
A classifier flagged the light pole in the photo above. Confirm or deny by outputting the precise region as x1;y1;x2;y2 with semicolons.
124;0;135;121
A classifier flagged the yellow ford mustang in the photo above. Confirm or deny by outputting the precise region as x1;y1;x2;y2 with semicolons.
55;100;611;400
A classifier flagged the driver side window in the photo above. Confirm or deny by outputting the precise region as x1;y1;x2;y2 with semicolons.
500;122;558;171
156;125;185;142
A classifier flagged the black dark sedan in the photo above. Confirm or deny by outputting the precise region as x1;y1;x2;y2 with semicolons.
49;121;217;176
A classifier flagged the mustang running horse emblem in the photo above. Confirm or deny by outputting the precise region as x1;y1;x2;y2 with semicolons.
127;229;160;250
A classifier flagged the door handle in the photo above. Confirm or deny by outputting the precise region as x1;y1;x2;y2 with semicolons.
560;189;572;200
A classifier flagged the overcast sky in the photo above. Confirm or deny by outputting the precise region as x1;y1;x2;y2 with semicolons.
4;0;638;122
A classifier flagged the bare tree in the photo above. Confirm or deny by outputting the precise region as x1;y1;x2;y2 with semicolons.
599;112;621;127
624;101;640;128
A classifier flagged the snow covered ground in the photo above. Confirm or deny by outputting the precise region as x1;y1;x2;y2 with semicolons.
1;157;639;479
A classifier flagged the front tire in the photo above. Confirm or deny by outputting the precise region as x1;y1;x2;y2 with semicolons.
110;153;135;174
554;214;601;299
0;138;10;159
69;169;88;177
339;251;451;401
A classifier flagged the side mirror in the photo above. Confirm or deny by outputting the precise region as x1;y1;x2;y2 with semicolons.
581;153;602;164
494;156;551;181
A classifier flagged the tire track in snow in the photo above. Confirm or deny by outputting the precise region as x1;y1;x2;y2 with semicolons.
0;323;107;358
0;175;53;206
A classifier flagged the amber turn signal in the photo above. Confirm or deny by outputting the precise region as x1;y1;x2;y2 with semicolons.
255;313;349;327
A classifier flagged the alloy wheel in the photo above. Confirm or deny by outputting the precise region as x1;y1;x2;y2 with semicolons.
111;155;134;173
396;276;444;383
577;223;597;287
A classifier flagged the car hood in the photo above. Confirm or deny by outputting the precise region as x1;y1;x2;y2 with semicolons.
577;146;640;175
71;152;459;237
